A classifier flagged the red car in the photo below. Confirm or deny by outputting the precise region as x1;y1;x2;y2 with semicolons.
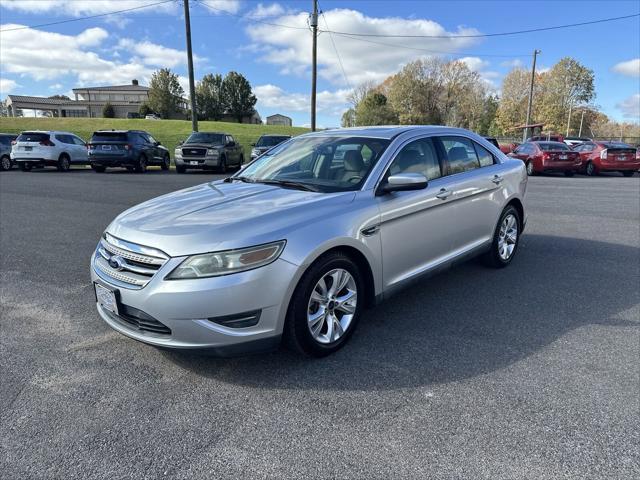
572;141;639;177
508;141;581;176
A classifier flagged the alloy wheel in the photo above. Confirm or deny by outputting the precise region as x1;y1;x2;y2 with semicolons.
498;214;518;261
307;268;358;344
1;156;10;170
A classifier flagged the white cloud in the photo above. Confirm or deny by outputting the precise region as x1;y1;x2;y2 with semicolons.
458;56;499;88
116;38;201;68
202;0;241;14
0;24;151;85
612;58;640;78
616;93;640;120
248;3;288;18
49;83;63;90
0;0;177;16
245;7;481;86
254;84;350;116
0;78;19;95
500;59;523;68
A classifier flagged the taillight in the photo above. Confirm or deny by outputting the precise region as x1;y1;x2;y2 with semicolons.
124;144;132;151
87;144;94;150
542;153;550;160
39;139;55;147
11;140;16;145
600;149;608;160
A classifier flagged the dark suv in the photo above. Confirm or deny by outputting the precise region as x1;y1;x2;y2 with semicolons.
250;134;291;160
88;130;170;173
0;133;18;171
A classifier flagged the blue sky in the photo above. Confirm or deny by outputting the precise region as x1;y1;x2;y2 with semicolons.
1;0;638;127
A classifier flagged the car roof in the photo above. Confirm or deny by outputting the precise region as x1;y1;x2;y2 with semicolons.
188;131;227;135
19;130;75;135
300;125;476;140
259;134;291;137
94;130;143;133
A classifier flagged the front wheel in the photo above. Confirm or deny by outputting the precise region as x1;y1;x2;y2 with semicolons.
483;205;521;268
57;154;71;171
285;252;364;357
238;154;244;168
161;154;170;171
135;155;147;173
219;156;227;174
1;155;11;171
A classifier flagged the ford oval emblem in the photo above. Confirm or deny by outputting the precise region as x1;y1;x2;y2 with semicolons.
108;255;124;271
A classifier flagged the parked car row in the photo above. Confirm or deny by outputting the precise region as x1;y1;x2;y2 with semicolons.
1;130;291;173
507;140;639;176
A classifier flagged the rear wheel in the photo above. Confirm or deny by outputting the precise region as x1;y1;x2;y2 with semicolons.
161;153;170;171
585;161;597;176
135;154;147;173
57;154;71;172
285;252;364;357
1;155;11;171
483;205;521;268
526;161;535;176
20;163;32;172
91;165;106;173
622;171;634;177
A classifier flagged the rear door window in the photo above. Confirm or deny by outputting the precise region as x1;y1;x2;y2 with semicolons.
473;142;496;167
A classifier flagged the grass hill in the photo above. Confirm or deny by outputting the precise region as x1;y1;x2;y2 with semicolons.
0;117;308;159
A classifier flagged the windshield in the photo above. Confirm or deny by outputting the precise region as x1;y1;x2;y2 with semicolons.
185;133;224;145
538;142;569;151
237;135;391;192
256;136;290;147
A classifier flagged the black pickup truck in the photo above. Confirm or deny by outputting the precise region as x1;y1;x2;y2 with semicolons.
175;132;244;173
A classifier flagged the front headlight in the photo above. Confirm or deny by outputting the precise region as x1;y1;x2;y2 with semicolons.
207;148;217;155
251;148;260;156
174;148;181;157
166;240;286;279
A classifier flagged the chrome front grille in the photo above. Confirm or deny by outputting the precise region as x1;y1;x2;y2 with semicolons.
93;233;169;289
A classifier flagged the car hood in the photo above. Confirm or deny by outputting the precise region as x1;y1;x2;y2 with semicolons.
180;143;223;149
107;181;356;257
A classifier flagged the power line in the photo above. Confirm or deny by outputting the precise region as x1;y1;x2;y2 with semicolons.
197;0;309;30
318;3;352;89
330;32;531;58
318;13;640;38
0;0;177;33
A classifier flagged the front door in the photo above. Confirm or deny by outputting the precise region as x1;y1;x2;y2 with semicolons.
377;137;457;290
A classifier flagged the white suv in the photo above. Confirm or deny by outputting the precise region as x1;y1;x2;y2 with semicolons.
11;130;88;171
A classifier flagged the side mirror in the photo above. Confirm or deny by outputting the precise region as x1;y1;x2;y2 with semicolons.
378;173;428;195
250;142;256;147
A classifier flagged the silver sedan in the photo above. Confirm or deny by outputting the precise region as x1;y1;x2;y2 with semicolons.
91;126;527;357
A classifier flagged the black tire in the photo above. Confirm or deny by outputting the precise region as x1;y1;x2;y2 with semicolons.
585;161;596;176
0;155;11;171
238;154;244;168
20;163;32;172
91;165;106;173
57;154;71;172
482;205;521;269
176;165;186;174
285;252;365;357
564;170;574;177
525;161;535;176
135;154;147;173
161;154;170;171
622;171;634;177
219;156;227;174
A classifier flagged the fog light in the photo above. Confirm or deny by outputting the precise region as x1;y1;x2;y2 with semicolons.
207;310;261;328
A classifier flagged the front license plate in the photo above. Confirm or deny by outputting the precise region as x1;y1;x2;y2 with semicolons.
189;161;199;165
95;283;118;315
559;154;567;160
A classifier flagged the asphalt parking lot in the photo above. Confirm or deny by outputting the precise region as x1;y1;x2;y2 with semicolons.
1;168;638;479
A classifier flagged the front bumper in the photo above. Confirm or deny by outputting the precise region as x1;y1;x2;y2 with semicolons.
91;249;298;353
175;155;221;169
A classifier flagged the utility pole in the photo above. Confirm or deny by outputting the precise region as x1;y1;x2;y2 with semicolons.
566;102;573;137
310;0;318;131
578;108;585;137
523;49;541;142
183;0;198;132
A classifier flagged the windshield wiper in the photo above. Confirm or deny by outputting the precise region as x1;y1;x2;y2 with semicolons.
253;179;321;192
224;176;254;183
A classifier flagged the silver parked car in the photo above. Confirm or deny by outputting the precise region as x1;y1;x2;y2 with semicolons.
91;126;527;357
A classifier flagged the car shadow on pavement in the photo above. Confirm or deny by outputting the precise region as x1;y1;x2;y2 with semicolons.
162;234;639;391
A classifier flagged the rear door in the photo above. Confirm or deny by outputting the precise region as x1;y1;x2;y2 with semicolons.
15;132;50;159
434;135;506;253
70;135;88;163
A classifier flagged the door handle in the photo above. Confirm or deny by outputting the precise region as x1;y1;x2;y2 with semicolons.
435;188;452;200
491;175;504;184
